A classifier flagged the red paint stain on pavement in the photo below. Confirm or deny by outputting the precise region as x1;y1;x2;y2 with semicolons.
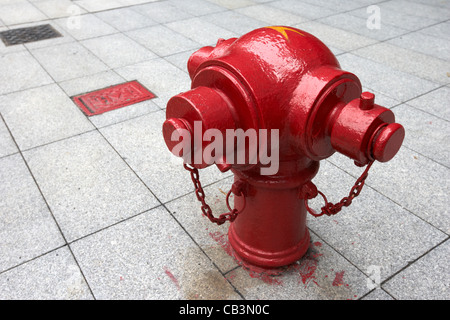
208;230;233;256
332;271;345;287
164;266;180;290
247;267;283;286
290;241;323;288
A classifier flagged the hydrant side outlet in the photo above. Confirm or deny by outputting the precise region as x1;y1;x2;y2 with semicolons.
163;26;405;269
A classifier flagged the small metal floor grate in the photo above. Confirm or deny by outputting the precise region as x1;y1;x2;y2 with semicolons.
0;24;62;46
72;81;156;116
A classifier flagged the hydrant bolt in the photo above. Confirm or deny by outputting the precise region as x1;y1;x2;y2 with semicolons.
360;91;375;110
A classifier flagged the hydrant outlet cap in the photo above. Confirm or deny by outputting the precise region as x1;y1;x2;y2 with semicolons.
163;118;191;156
372;123;405;162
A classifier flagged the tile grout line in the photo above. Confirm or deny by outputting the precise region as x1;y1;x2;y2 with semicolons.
0;243;68;277
305;228;384;300
400;145;450;171
91;117;246;299
339;17;450;60
380;236;450;294
325;158;450;237
0;112;97;299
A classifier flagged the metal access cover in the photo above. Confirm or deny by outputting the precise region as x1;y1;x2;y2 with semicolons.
72;81;156;116
0;24;62;46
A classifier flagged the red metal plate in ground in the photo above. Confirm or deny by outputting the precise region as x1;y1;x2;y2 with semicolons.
72;81;155;116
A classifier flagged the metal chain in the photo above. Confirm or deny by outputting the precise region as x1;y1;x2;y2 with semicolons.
183;163;245;225
304;161;374;217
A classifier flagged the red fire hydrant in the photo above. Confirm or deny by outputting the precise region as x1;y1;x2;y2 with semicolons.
162;26;405;269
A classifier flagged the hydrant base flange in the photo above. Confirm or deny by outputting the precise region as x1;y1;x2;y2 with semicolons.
228;224;310;269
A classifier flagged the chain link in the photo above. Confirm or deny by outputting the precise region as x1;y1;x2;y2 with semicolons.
304;161;374;217
183;163;245;225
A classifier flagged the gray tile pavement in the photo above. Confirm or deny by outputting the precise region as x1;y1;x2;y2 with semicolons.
0;153;65;272
0;0;448;301
30;42;110;82
0;50;54;95
0;84;94;150
23;130;160;242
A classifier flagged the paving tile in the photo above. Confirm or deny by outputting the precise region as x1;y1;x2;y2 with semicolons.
0;246;93;299
407;86;450;121
58;70;126;97
387;31;450;61
73;0;124;12
81;33;157;69
0;50;53;95
362;288;394;300
31;42;110;82
352;42;450;85
54;13;118;41
0;1;48;26
166;176;237;273
94;7;158;32
99;110;226;203
327;148;450;235
165;17;237;47
301;0;365;12
23;130;159;242
392;104;450;167
268;0;336;20
293;21;377;52
408;0;450;8
337;53;441;102
420;21;450;41
206;0;256;9
318;12;410;41
114;58;192;108
377;0;450;21
118;0;158;5
347;5;442;31
170;0;226;16
163;50;194;72
203;10;266;35
70;206;241;299
227;231;370;300
383;239;450;300
32;0;87;19
306;160;447;281
130;1;193;24
0;154;65;272
126;24;201;57
89;99;160;129
0;84;94;150
0;116;18;158
236;4;308;26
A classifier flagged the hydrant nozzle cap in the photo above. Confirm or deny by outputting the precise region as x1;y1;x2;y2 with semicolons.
162;118;191;157
372;123;405;162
